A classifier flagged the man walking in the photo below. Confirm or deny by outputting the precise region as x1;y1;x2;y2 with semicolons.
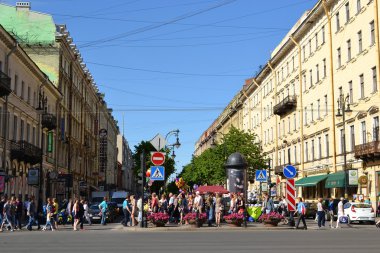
317;198;326;229
26;197;36;231
295;197;307;230
98;197;108;225
78;199;85;230
0;196;5;226
0;198;14;232
122;195;131;226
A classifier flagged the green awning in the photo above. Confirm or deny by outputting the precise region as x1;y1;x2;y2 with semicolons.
325;171;346;188
295;174;328;187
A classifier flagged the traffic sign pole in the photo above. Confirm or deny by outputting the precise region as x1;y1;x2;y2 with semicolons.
286;178;296;227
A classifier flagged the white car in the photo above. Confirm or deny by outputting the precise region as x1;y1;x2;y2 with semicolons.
343;202;376;224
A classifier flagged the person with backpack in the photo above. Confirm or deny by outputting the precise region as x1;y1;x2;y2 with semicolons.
295;197;307;230
0;198;14;232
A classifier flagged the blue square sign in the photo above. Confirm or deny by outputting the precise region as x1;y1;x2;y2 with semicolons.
150;166;165;181
255;170;267;182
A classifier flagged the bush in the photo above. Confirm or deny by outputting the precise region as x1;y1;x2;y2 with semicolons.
147;213;169;224
258;212;284;223
183;212;207;222
223;213;244;222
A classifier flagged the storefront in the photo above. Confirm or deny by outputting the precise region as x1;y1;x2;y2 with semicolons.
295;174;330;200
325;171;358;198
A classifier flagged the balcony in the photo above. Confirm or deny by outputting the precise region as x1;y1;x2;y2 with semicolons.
273;95;297;116
354;141;380;161
10;140;42;165
0;70;11;97
42;113;57;131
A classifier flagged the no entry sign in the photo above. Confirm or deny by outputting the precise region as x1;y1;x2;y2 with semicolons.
151;152;165;166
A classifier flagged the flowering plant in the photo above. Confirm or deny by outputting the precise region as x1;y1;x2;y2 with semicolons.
223;213;244;222
147;212;169;224
258;212;284;223
183;212;207;222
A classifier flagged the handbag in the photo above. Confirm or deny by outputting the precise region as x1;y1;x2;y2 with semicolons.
339;215;349;224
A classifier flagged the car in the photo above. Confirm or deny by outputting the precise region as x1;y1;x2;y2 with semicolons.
295;202;317;219
107;201;120;220
343;202;376;224
88;204;102;223
88;202;118;223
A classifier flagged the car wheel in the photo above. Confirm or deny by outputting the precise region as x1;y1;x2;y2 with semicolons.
347;215;352;224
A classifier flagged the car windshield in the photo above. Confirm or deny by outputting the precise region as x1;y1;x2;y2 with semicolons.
353;204;372;208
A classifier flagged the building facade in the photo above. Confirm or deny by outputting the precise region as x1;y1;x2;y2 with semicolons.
196;0;380;207
117;134;135;193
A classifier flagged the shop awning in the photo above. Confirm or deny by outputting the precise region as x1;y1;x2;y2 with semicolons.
325;171;346;188
295;174;328;187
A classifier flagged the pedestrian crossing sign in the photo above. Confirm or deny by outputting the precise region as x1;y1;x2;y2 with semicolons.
255;170;267;182
150;166;165;181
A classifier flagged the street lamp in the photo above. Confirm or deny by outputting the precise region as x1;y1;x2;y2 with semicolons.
336;93;352;199
165;129;181;159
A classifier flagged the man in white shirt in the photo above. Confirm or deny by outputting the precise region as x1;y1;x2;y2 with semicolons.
317;198;325;228
335;197;345;228
194;191;203;213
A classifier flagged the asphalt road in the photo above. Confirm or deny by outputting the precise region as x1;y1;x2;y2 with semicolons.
0;226;378;253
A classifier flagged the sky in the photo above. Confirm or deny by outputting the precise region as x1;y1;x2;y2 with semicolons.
2;0;316;175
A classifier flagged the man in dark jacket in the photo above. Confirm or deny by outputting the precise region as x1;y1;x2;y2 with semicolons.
78;199;85;229
26;197;37;231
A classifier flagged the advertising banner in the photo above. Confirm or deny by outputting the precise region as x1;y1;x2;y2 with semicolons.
348;169;358;186
227;169;245;193
28;168;39;186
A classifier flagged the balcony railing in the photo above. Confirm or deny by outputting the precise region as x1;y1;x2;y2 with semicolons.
10;140;42;165
42;113;57;131
0;70;11;97
354;141;380;161
273;95;297;116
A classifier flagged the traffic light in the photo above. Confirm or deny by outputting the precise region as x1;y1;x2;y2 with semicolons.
137;172;144;185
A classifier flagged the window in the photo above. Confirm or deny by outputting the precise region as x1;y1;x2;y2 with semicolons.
372;67;378;92
311;140;315;161
32;127;36;145
336;12;340;32
345;2;350;23
323;58;327;77
311;103;314;122
288;117;291;133
292;56;295;71
360;74;365;98
317;99;321;119
293;113;297;131
350;125;355;151
357;0;361;13
315;33;318;50
374;116;379;141
340;129;345;154
322;26;325;44
283;120;285;136
26;123;30;143
361;121;366;144
27;86;30;104
318;136;322;159
309;39;312;56
305;142;309;162
305;106;308;125
303;74;307;91
21;81;25;99
324;95;328;115
347;40;351;61
13;115;18;141
315;64;319;83
325;134;330;157
20;120;24;141
349;81;353;103
303;45;306;60
358;30;363;53
309;70;313;87
370;21;375;46
294;146;297;164
14;75;18;95
337;48;342;68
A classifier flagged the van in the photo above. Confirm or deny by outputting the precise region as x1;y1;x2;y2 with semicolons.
111;191;129;208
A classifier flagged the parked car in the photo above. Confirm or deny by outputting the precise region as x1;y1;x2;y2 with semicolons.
88;202;118;223
88;204;102;223
343;202;376;224
107;201;120;219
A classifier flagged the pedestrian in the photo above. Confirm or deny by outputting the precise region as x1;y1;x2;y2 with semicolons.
215;193;223;227
83;200;91;225
317;198;326;229
335;197;345;229
151;193;159;213
122;195;131;226
15;197;23;230
26;196;36;231
264;194;275;214
52;198;59;230
194;191;203;213
78;199;85;230
206;193;214;227
295;197;307;230
0;196;5;226
131;195;137;226
98;197;108;226
159;194;168;213
377;199;380;217
9;197;16;230
229;193;236;214
137;195;142;225
0;198;14;232
328;198;335;228
72;199;80;231
179;193;188;225
42;198;55;231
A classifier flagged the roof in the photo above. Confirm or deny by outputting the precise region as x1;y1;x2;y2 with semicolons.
197;185;229;194
0;3;56;45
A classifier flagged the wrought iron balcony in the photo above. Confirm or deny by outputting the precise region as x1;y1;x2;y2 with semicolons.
42;113;57;131
0;70;11;97
273;95;297;116
10;140;42;165
354;141;380;161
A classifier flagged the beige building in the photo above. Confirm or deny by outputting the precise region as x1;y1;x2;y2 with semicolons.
196;0;380;207
0;2;120;201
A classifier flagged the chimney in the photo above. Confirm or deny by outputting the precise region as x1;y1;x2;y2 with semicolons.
16;2;31;11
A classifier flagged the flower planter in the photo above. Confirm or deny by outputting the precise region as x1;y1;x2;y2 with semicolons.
225;220;243;227
263;220;279;227
188;219;204;228
154;221;166;227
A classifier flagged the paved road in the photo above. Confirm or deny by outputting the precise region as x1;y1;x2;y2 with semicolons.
0;224;378;253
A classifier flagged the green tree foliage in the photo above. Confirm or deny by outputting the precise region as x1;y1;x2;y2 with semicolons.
181;126;265;185
132;141;176;194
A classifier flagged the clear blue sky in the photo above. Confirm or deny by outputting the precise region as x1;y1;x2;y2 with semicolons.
3;0;316;174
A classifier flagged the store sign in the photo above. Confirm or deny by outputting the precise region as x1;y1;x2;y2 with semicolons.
348;169;358;186
358;175;368;185
47;132;53;153
27;168;39;186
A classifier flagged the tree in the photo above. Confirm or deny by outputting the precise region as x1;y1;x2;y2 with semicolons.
132;141;176;194
181;126;265;185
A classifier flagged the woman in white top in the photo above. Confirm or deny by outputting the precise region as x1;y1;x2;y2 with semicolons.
83;201;91;225
335;197;345;228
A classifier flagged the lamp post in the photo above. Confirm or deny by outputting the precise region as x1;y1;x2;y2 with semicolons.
165;129;181;159
336;93;352;199
267;158;272;194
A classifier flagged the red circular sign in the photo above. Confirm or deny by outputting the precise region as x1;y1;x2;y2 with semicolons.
151;152;165;166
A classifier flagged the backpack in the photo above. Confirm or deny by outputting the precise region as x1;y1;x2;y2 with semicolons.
301;203;307;215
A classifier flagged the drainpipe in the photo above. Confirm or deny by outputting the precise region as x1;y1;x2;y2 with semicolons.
267;62;278;171
374;0;380;94
2;43;18;193
289;36;305;178
322;0;337;174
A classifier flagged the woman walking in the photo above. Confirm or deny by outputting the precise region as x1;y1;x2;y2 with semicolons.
215;193;222;227
131;195;137;226
42;198;55;231
73;199;80;231
83;200;91;225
